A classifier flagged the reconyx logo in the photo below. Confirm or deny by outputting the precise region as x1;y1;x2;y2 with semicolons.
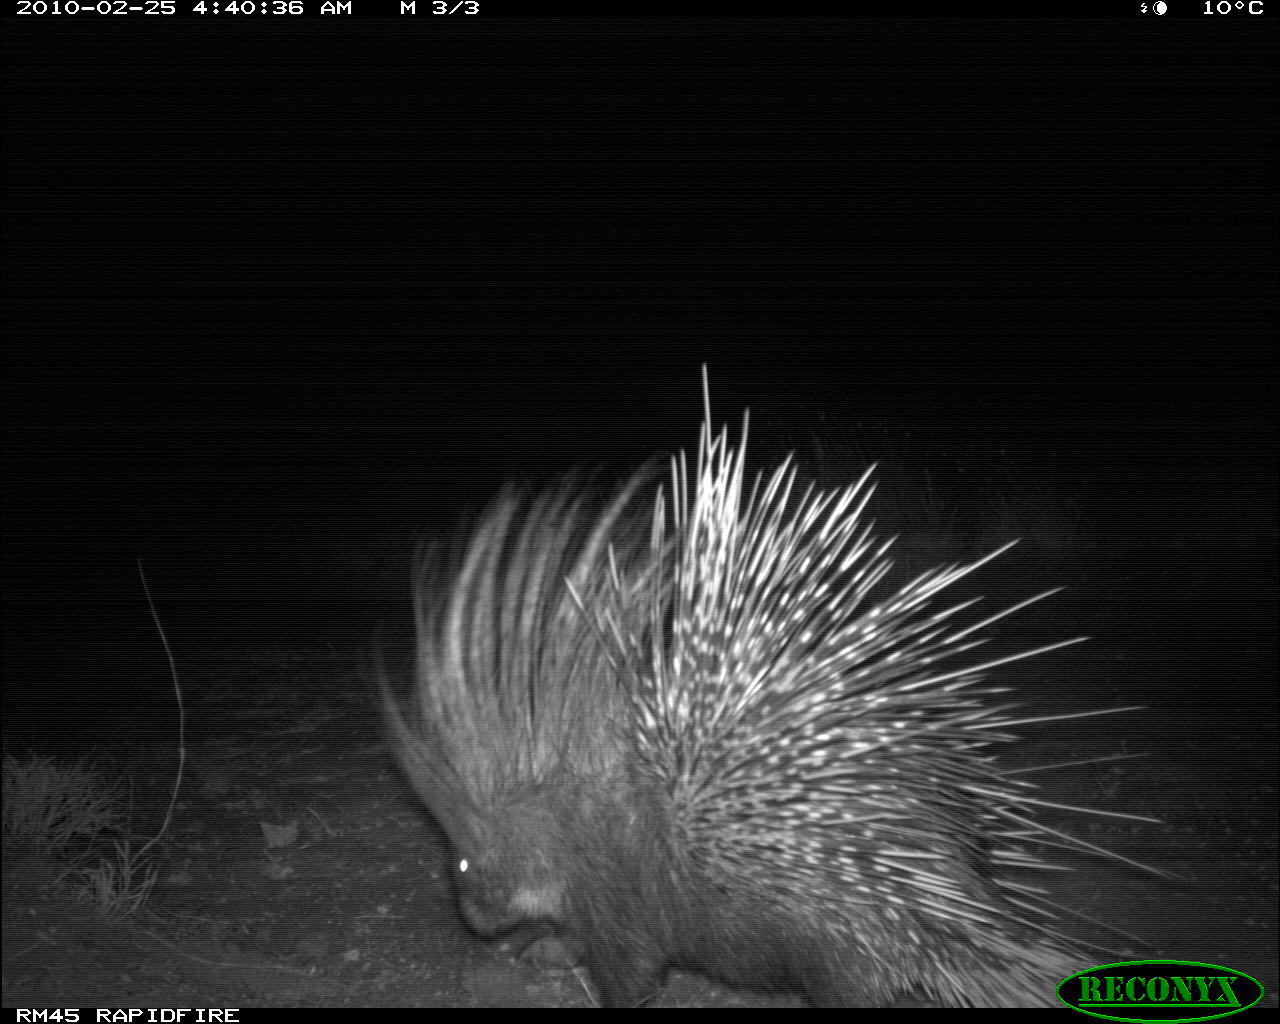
1057;960;1263;1022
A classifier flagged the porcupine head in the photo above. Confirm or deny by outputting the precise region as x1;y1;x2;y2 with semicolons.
380;482;667;992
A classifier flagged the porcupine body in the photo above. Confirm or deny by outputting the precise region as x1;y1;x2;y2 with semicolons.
381;390;1152;1008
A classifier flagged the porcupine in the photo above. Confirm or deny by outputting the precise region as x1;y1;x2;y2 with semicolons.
380;382;1155;1008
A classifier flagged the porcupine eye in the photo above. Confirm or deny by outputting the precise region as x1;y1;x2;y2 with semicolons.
450;852;494;901
452;854;480;891
450;853;484;905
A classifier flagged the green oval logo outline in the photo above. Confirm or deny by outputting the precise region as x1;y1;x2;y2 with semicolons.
1057;960;1264;1023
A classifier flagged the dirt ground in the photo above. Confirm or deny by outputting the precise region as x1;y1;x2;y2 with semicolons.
3;569;1276;1009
